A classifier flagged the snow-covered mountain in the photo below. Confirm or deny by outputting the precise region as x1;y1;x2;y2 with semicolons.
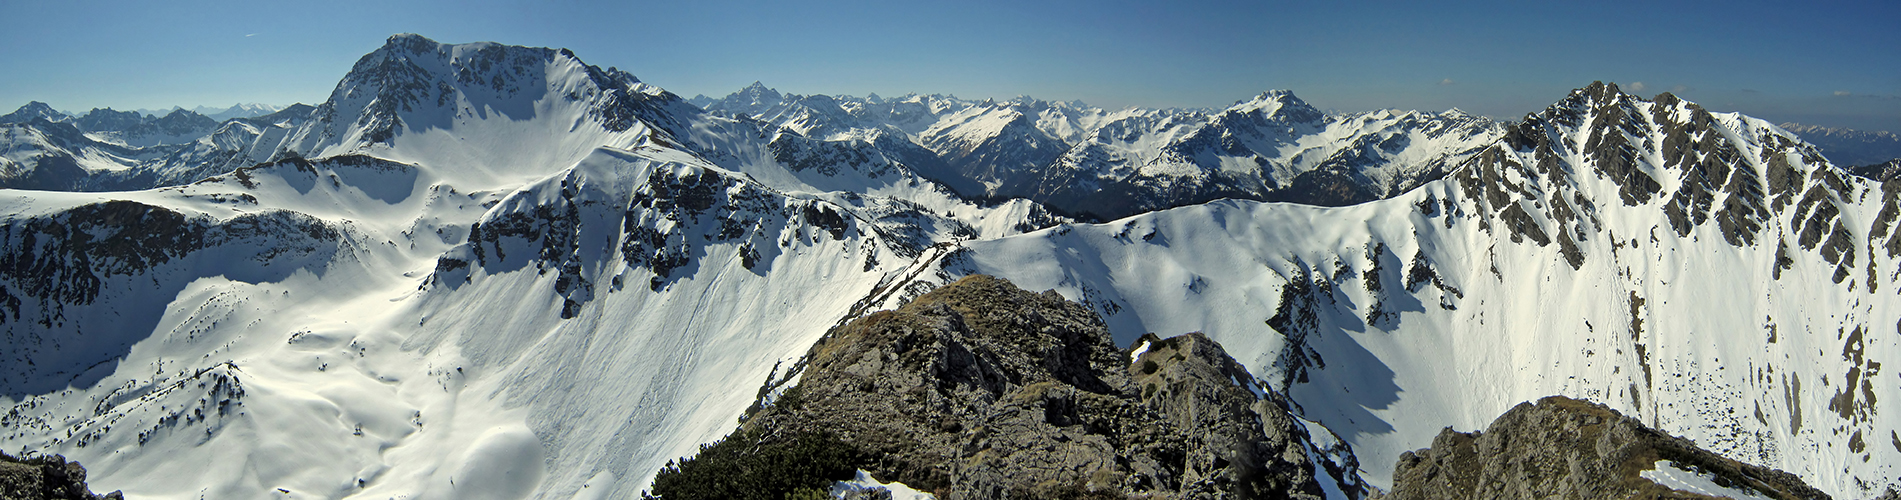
125;104;320;188
195;103;285;121
78;108;221;148
68;108;150;133
0;34;1065;500
701;84;1505;220
1781;122;1901;168
0;118;149;191
1852;159;1901;183
914;82;1899;497
0;102;71;124
3;33;1893;500
0;106;312;192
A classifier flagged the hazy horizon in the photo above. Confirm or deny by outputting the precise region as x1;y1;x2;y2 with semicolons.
3;0;1896;133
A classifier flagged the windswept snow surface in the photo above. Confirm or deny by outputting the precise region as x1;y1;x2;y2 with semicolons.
932;84;1901;497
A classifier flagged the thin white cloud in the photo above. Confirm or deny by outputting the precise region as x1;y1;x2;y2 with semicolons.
245;33;257;37
1439;78;1455;86
1629;82;1646;92
1835;90;1852;96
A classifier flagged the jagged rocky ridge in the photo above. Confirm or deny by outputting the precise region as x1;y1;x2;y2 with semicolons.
0;196;344;397
655;275;1365;499
1382;396;1829;500
911;81;1901;497
0;33;1895;500
0;105;315;191
1849;159;1901;182
0;34;1060;497
0;105;221;149
0;452;122;500
700;83;1505;220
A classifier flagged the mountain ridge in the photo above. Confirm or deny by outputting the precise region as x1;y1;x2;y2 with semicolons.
698;81;1504;220
1778;122;1901;168
914;81;1899;496
0;34;1894;499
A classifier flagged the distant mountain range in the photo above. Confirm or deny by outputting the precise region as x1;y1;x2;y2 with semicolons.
1779;122;1901;167
0;34;1895;500
2;103;284;125
690;82;1502;220
0;102;315;190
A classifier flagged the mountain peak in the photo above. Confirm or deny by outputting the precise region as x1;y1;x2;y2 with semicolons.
12;101;59;113
711;81;786;113
740;81;779;96
1240;89;1306;105
1228;89;1322;122
302;35;664;149
383;33;442;53
1;101;70;124
1579;80;1635;105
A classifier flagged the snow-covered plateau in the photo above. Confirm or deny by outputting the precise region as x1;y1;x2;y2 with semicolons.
1;34;1895;499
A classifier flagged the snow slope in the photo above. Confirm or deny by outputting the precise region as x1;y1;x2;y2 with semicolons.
0;144;1041;499
1;119;148;190
0;35;1067;500
5;33;1887;500
928;82;1900;498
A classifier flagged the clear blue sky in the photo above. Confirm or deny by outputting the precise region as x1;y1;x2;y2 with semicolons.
3;0;1896;132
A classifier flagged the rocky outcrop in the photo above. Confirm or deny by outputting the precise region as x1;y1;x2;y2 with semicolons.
0;452;122;500
658;275;1364;499
1382;396;1829;500
1850;159;1901;182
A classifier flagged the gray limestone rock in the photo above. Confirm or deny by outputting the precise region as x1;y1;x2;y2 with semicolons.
735;275;1364;499
1382;396;1829;500
0;452;122;500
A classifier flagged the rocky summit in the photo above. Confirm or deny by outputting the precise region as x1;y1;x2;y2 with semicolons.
0;452;121;500
1382;396;1831;500
651;275;1366;499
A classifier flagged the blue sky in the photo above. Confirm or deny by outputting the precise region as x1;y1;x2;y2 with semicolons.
3;0;1897;132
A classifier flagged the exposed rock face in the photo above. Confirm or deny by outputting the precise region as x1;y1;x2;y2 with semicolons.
1383;396;1828;500
0;197;345;398
1850;159;1901;182
734;275;1364;499
0;452;122;500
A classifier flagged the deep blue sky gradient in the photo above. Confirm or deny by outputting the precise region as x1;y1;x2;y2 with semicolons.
3;0;1896;132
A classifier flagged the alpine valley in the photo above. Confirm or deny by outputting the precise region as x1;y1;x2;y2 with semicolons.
1;34;1897;499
